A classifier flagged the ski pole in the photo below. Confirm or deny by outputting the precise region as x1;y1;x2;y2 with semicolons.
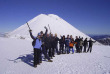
48;24;51;33
26;22;31;30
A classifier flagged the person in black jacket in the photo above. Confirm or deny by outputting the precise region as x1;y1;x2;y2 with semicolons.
79;37;83;53
59;35;65;54
50;34;55;57
40;27;53;62
87;38;96;53
75;36;80;53
83;38;88;53
44;33;52;58
53;33;59;55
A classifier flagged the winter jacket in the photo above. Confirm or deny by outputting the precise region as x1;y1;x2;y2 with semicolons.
29;32;42;49
65;38;70;47
88;40;96;47
59;37;65;47
83;39;88;46
44;36;51;49
69;42;74;47
33;38;42;49
40;28;48;45
75;38;80;46
50;36;55;48
80;39;83;46
69;38;75;47
53;37;59;47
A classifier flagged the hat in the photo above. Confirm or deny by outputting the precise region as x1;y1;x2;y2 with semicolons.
38;33;41;36
40;31;43;34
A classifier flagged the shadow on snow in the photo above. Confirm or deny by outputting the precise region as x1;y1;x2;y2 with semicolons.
8;53;34;67
8;53;47;67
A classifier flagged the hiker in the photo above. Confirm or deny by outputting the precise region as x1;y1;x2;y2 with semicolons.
59;35;65;54
50;34;55;57
69;37;75;54
83;38;88;53
87;38;96;53
79;37;83;53
40;27;53;62
65;35;70;54
75;36;80;53
53;33;59;55
44;33;52;59
29;30;42;68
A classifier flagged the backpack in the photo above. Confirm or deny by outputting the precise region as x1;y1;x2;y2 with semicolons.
32;38;37;46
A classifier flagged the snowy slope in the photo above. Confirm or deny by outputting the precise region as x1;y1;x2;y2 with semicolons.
0;37;110;74
7;14;90;39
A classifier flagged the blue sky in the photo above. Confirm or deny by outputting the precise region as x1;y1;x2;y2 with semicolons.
0;0;110;35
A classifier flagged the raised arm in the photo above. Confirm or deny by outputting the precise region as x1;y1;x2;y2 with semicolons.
29;30;35;40
44;26;48;36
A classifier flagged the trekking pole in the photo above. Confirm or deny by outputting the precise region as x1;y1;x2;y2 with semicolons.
48;24;51;34
26;22;31;30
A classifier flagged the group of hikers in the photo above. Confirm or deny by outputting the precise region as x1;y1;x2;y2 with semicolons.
29;26;96;68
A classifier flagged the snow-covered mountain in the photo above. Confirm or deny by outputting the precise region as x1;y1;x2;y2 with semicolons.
6;14;90;40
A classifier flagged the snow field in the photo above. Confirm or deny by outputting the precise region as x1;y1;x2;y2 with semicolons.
0;37;110;74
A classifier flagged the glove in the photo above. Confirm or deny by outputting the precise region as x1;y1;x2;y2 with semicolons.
44;26;47;29
29;30;32;32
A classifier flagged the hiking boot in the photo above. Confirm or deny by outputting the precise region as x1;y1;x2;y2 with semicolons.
34;65;37;68
48;60;53;62
40;61;42;63
57;53;60;55
37;63;40;65
53;56;55;57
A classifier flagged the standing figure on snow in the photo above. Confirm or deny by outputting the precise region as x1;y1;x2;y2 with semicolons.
65;35;70;54
53;33;59;55
59;35;65;54
50;34;55;58
69;35;75;54
29;30;42;68
79;37;83;53
83;38;88;53
40;27;53;62
45;34;52;59
75;36;80;53
87;38;96;53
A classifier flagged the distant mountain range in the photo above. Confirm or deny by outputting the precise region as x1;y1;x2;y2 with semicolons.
89;35;110;45
0;33;5;37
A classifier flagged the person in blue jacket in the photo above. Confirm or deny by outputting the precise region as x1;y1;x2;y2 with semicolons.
65;35;70;54
29;30;42;68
